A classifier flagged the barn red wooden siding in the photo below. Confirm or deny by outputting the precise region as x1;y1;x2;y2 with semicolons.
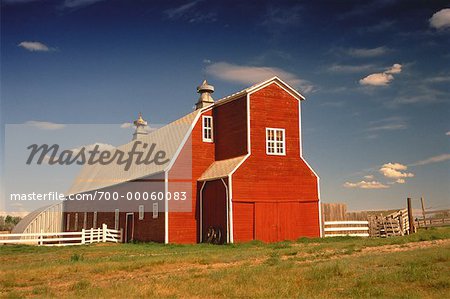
63;172;166;242
168;110;215;243
63;78;320;244
232;83;320;242
213;96;248;160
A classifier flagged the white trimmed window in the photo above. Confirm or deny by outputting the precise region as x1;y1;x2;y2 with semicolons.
139;205;144;220
74;213;79;231
93;211;97;229
202;116;213;142
83;212;87;229
115;209;119;230
153;203;158;219
266;128;286;155
66;214;70;231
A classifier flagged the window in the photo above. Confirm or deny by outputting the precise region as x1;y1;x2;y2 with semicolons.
74;213;78;231
83;212;87;229
93;211;97;229
266;128;286;155
115;209;119;230
153;203;158;219
66;214;70;231
202;116;213;142
139;205;144;220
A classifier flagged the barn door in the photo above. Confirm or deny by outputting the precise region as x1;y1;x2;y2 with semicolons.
125;213;134;243
201;181;228;244
255;202;278;242
233;202;255;242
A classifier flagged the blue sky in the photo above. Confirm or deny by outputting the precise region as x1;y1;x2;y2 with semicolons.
1;0;449;213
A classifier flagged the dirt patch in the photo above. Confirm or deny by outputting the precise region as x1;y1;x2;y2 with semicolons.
357;239;449;255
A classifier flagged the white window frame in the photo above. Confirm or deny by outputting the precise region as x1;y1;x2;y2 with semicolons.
139;205;144;220
93;211;97;229
115;209;119;230
83;212;87;229
202;115;213;142
66;214;70;231
153;203;158;219
266;128;286;156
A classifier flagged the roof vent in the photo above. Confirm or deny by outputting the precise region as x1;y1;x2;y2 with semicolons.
195;79;214;110
132;112;148;140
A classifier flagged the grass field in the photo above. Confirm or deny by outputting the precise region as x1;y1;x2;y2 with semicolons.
1;228;450;298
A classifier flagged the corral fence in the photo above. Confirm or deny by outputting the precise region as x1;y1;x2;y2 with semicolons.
416;208;450;228
322;198;417;238
367;209;409;237
0;224;122;246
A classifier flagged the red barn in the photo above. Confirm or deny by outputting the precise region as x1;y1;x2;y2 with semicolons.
63;77;321;243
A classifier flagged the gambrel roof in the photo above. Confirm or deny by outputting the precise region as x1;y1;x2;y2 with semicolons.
68;77;305;194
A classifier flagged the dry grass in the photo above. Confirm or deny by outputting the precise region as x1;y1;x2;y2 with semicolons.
1;227;450;298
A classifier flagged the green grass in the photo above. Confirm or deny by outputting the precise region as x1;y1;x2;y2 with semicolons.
1;227;449;298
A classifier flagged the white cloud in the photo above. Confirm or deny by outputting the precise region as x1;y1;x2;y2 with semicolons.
385;63;402;74
429;8;450;29
379;162;414;180
63;0;105;8
120;122;133;129
2;0;40;4
368;123;406;131
410;153;450;166
368;117;407;131
359;20;395;33
18;41;51;52
426;76;450;83
396;179;405;184
359;73;394;86
262;5;302;28
203;59;211;64
446;131;450;136
359;63;402;86
343;180;389;189
164;0;216;23
346;46;389;57
364;175;374;179
0;210;30;217
25;121;65;130
389;84;447;106
165;0;201;19
205;61;314;93
327;64;375;73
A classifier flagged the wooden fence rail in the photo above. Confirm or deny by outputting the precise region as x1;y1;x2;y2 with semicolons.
324;220;370;237
0;224;122;246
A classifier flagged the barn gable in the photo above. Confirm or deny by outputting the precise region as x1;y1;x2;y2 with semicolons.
68;110;200;195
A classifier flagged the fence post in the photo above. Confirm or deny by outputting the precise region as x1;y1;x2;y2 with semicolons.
81;229;85;245
39;229;43;246
90;228;93;244
407;197;415;234
420;197;427;229
399;211;404;235
102;224;107;242
97;228;100;242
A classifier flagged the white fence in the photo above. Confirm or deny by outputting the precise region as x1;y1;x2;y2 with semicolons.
0;224;122;246
324;220;370;237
